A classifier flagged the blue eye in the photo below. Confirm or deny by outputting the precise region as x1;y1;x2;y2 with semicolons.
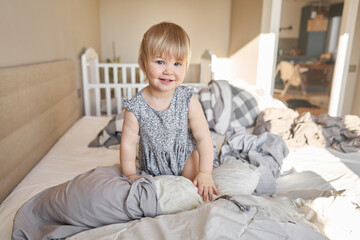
156;60;164;65
174;62;182;66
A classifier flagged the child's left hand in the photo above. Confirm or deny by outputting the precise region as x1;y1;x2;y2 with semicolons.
193;172;219;201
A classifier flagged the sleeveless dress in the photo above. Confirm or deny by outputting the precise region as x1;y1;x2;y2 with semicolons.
123;86;197;176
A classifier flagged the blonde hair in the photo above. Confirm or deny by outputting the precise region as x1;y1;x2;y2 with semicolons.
138;22;191;72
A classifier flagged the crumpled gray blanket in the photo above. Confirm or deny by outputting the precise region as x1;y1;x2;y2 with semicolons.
88;111;124;149
218;126;289;195
253;108;360;153
12;165;161;240
317;114;360;152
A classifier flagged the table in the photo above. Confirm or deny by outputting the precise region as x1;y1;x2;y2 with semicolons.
298;63;334;93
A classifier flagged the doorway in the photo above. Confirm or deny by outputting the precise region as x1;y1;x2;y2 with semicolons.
274;0;343;116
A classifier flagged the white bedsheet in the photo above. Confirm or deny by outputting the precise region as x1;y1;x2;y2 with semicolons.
0;117;118;240
68;195;326;240
276;146;360;240
277;146;360;195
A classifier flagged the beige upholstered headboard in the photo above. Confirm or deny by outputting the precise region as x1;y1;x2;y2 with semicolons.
0;60;80;203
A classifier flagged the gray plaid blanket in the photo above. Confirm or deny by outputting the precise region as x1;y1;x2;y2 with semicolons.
196;80;259;135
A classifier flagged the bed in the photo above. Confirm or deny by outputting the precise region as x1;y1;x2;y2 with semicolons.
0;49;359;240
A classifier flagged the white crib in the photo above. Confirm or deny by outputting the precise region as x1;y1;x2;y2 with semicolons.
81;48;147;117
81;48;209;117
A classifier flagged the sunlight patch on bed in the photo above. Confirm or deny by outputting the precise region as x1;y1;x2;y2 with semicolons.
282;146;360;192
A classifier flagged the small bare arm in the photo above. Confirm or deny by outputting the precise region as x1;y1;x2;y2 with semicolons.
120;109;140;180
188;95;219;201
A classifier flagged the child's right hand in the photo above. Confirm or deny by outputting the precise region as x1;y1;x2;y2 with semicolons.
126;174;141;180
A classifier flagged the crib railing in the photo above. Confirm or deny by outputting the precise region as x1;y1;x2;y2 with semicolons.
81;48;207;117
81;48;147;117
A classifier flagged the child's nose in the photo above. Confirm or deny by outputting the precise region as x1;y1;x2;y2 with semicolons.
163;65;174;75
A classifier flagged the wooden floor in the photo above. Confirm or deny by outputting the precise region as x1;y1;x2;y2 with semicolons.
273;88;329;116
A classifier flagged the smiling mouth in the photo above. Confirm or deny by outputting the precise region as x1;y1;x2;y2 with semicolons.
159;78;174;83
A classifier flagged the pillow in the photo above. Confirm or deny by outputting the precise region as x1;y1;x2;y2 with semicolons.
88;110;124;149
154;176;203;215
154;162;261;215
213;162;260;195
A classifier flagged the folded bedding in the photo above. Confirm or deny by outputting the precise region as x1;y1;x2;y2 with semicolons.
254;108;360;153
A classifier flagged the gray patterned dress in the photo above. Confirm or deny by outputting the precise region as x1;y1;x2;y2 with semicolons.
123;86;196;176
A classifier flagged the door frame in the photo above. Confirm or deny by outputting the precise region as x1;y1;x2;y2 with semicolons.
259;0;359;116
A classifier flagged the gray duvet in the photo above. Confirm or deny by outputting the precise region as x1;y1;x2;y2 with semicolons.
219;126;288;195
12;165;161;240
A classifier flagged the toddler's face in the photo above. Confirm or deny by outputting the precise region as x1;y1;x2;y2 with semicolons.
146;54;186;92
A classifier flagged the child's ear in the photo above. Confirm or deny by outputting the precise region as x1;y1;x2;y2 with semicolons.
138;60;146;75
140;66;147;76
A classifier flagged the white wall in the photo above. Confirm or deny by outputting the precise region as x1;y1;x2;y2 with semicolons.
0;0;101;70
99;0;231;64
225;0;262;86
0;0;101;113
329;0;359;116
229;0;262;55
228;37;260;85
279;0;308;39
349;1;360;115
